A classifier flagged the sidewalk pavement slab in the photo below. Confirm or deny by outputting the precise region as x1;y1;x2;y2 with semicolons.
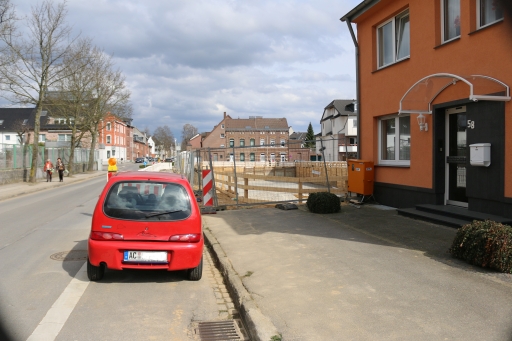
203;204;512;341
0;171;107;202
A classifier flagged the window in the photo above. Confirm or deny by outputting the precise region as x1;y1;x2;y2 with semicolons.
58;134;71;142
220;133;225;138
377;9;410;68
442;0;460;42
0;120;3;125
280;139;285;147
107;150;111;158
5;135;10;141
270;139;275;147
39;134;46;143
250;153;255;161
260;153;266;162
107;135;111;144
106;122;111;131
220;144;225;148
112;149;116;156
260;138;265;146
240;139;245;147
240;153;245;161
229;138;234;147
379;115;410;165
250;139;255;146
221;124;225;129
22;119;28;125
478;0;503;28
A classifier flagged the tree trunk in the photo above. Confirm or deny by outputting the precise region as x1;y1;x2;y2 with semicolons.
88;127;97;171
29;105;42;183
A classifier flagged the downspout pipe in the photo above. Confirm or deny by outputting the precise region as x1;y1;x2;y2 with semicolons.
342;18;361;160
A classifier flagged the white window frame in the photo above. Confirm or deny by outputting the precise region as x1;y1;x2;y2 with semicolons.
39;134;46;142
220;133;225;138
106;122;111;131
58;134;71;142
378;114;411;166
107;135;111;144
441;0;461;43
377;9;410;69
476;0;504;29
260;138;265;146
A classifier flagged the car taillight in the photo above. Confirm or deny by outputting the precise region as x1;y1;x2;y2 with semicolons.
169;234;201;242
90;231;124;241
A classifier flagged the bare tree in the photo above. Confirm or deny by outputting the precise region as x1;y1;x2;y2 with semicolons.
0;0;80;182
45;38;95;175
181;123;198;150
153;125;174;158
11;117;31;178
82;46;131;171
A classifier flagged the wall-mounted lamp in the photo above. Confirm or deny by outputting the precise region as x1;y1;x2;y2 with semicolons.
417;113;428;132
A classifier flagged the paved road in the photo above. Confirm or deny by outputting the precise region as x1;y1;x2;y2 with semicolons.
0;174;235;341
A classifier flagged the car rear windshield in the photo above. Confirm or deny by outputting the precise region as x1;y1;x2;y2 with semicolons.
103;181;192;221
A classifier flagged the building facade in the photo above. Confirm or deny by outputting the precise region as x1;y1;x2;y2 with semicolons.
342;0;512;218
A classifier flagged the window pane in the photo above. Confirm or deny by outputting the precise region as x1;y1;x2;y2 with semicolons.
480;0;503;26
381;119;395;160
396;13;410;60
378;22;393;67
399;116;410;160
444;0;460;41
240;153;245;161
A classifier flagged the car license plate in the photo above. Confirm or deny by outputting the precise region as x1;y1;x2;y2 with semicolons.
123;251;167;263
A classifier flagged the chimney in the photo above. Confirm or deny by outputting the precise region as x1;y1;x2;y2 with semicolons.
224;112;226;119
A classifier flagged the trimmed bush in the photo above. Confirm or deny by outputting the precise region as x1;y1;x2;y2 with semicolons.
306;192;341;214
449;220;512;273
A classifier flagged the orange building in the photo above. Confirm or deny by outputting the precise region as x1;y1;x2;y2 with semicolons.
342;1;512;219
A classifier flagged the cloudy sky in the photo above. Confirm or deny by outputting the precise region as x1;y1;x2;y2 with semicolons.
13;0;359;140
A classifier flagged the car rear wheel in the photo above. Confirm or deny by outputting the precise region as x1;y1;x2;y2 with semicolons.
187;256;203;281
87;258;104;281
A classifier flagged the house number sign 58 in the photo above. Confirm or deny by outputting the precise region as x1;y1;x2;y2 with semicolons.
467;120;475;129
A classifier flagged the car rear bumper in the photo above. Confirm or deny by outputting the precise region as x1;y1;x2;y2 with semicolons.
88;238;204;271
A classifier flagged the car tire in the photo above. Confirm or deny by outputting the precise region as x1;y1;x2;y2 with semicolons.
187;256;203;281
87;257;104;281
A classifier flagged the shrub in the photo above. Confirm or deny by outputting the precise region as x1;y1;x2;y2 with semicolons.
449;220;512;273
306;192;341;214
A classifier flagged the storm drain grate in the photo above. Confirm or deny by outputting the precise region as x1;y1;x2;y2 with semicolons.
50;250;88;261
192;319;249;341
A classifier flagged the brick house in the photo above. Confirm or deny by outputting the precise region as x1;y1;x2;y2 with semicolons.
201;112;290;162
97;114;128;162
341;0;512;219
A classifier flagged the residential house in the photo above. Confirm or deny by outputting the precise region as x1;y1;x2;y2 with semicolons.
316;100;358;161
0;108;34;146
201;112;290;162
132;127;149;160
97;114;128;162
341;1;512;218
288;131;312;162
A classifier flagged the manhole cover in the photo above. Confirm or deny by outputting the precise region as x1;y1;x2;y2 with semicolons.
192;319;249;341
50;250;88;261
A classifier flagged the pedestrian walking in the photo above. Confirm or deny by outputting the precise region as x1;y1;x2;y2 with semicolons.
43;159;54;182
56;158;65;182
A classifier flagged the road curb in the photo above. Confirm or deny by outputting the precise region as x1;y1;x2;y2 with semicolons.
0;172;107;202
203;228;280;341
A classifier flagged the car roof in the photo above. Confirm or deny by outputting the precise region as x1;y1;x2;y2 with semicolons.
110;171;188;184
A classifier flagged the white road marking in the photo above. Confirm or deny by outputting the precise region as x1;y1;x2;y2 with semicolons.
27;263;89;341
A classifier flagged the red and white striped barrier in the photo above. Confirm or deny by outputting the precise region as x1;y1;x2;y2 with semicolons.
202;170;213;206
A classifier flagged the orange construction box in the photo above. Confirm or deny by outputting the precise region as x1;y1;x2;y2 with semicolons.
347;159;374;196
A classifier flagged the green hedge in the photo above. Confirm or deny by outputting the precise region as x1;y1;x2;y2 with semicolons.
306;192;341;214
449;220;512;273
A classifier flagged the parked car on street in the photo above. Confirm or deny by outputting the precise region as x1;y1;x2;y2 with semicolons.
135;157;144;163
87;171;203;281
164;158;173;162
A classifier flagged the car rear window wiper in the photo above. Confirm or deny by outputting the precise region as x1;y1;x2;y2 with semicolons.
145;210;183;218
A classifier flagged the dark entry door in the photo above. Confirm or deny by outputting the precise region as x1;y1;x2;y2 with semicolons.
445;106;468;207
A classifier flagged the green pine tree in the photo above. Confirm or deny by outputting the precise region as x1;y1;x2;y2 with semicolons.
305;122;315;148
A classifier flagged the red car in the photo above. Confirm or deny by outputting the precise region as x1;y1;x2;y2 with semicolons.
87;171;203;281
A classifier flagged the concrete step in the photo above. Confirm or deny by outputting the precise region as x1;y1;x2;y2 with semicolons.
397;208;471;228
416;204;512;225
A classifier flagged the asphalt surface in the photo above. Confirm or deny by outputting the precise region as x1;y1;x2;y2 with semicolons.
2;170;512;340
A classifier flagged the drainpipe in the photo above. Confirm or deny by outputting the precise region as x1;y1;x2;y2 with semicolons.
343;18;361;160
